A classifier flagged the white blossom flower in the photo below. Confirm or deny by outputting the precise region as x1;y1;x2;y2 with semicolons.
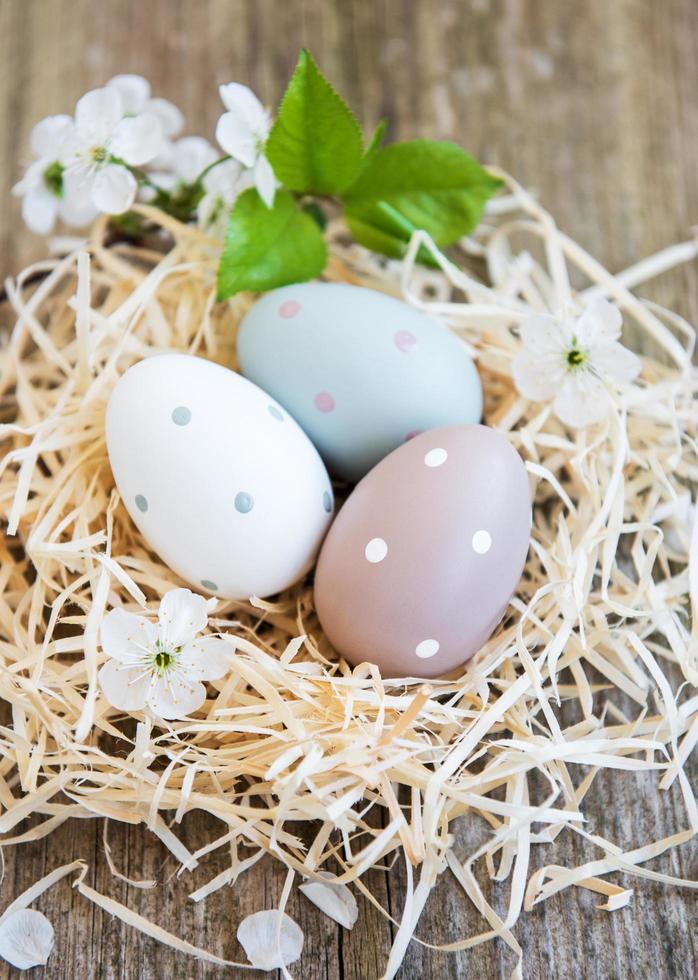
147;135;220;195
98;589;230;720
215;83;276;207
0;909;54;970
512;298;641;428
13;116;97;233
197;157;251;237
106;74;184;138
60;87;166;215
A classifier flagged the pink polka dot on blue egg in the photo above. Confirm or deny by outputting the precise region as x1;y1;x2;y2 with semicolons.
237;283;483;482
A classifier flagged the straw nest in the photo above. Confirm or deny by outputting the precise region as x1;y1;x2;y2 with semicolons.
0;171;697;977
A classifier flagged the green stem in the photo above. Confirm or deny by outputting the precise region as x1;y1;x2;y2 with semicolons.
373;200;417;238
108;155;169;196
194;154;232;185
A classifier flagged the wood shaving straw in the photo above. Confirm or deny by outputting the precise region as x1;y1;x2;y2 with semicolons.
1;172;697;977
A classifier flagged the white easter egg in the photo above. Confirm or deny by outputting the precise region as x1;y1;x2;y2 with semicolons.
106;353;334;598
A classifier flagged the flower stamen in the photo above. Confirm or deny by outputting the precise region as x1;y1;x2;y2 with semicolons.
566;346;586;368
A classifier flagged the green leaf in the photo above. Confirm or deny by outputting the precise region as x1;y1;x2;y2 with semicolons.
363;119;387;162
344;202;439;267
217;189;327;299
266;49;363;195
343;139;501;252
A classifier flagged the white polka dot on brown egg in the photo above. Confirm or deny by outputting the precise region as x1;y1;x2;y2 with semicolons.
472;530;492;554
365;537;388;563
415;639;440;659
424;448;448;467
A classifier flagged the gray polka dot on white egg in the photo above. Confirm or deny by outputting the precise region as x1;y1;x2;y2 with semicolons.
235;492;254;514
135;494;148;512
171;406;192;426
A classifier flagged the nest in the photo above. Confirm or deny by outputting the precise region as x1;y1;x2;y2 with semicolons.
0;171;697;977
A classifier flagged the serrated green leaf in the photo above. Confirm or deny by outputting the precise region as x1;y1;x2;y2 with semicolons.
363;119;387;161
266;49;363;195
217;189;327;299
343;139;501;249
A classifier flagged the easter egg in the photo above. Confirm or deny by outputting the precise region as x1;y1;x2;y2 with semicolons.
106;353;333;599
237;282;483;482
314;424;531;677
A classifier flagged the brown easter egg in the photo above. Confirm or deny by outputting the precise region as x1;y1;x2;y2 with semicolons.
314;424;531;678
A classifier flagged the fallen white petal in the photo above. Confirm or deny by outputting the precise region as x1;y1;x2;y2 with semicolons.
237;910;303;970
299;874;358;929
0;909;54;970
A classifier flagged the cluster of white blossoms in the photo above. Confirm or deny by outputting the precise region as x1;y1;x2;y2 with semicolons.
13;73;275;237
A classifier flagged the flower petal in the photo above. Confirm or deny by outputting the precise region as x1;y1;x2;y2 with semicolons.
146;97;185;138
237;911;304;971
12;158;46;196
254;154;276;208
171;136;218;184
519;313;566;355
578;297;623;344
147;675;206;720
218;83;267;130
111;113;165;166
554;374;609;428
98;659;150;712
215;111;257;167
91;163;137;214
0;909;54;970
299;874;358;929
100;607;157;662
202;157;243;195
591;341;641;384
512;349;560;401
107;73;151;113
75;87;123;141
179;636;231;681
158;588;209;648
58;171;99;227
30;115;73;158
21;186;58;235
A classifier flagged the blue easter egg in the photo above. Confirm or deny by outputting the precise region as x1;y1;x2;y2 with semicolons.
237;283;483;481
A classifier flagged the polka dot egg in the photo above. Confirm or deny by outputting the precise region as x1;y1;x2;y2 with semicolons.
106;354;333;598
237;283;483;482
314;425;532;678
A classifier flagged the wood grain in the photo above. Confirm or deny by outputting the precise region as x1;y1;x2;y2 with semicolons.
0;1;697;977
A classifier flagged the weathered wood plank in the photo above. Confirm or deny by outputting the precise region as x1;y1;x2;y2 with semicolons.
0;1;697;978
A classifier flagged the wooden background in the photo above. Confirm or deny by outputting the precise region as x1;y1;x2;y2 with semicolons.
0;0;697;977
